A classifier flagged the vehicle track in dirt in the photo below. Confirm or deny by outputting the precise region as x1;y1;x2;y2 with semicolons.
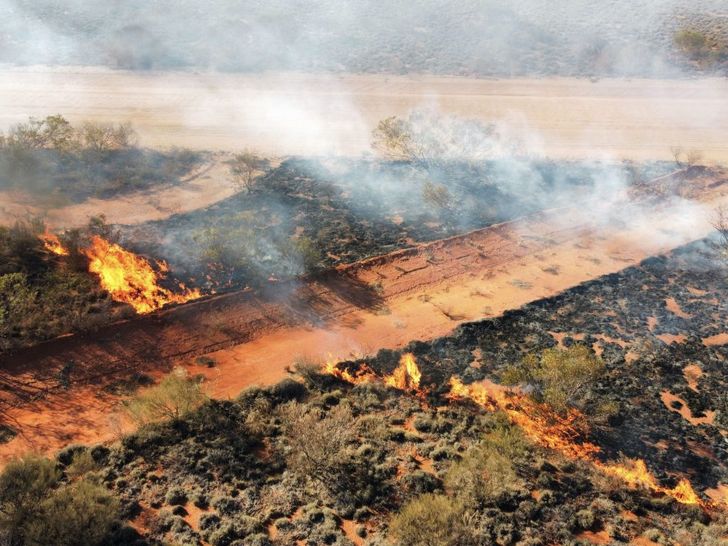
0;168;725;462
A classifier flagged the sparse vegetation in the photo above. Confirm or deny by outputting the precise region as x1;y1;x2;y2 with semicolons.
229;150;269;193
0;115;202;202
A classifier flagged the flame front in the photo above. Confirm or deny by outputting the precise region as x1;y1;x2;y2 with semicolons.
448;377;708;508
40;231;69;256
326;352;424;394
324;356;711;509
82;235;201;314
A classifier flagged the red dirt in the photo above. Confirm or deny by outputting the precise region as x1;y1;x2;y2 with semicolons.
683;364;703;393
703;332;728;346
660;391;716;426
0;172;726;463
576;530;611;544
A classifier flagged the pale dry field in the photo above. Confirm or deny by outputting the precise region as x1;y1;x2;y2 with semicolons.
1;66;727;161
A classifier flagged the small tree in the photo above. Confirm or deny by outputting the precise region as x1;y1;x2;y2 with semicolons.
79;121;136;153
674;29;710;60
278;402;369;501
371;116;417;162
371;110;498;167
501;345;605;413
685;149;703;167
422;181;451;210
230;150;267;192
124;368;206;425
670;146;684;168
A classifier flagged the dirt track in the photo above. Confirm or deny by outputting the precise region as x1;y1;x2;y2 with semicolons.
1;68;728;162
1;169;726;462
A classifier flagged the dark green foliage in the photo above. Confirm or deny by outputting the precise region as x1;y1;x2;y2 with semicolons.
0;218;116;352
23;480;119;546
0;456;118;546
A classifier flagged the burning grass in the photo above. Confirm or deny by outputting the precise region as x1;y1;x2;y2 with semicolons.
1;238;727;544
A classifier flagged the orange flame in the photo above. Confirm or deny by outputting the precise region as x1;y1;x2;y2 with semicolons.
325;355;717;509
82;236;201;314
325;352;423;394
40;231;69;256
385;353;422;390
448;377;709;508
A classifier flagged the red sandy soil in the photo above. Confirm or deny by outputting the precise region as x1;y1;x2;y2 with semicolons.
683;364;703;393
1;68;728;163
0;171;726;464
660;390;716;426
0;154;245;228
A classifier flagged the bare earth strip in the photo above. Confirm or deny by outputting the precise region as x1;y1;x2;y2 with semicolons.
1;67;727;162
0;155;242;228
0;170;725;463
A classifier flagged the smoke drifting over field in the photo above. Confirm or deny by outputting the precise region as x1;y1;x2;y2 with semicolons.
1;0;726;76
1;0;726;291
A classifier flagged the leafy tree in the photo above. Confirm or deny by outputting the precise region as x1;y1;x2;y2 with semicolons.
501;345;604;413
124;368;206;425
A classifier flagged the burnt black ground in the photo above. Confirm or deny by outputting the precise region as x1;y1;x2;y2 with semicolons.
363;238;728;493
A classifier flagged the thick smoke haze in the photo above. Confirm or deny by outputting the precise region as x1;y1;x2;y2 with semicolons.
0;0;726;286
1;0;726;76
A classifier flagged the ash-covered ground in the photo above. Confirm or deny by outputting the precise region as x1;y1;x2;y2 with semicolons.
359;237;728;493
121;158;675;291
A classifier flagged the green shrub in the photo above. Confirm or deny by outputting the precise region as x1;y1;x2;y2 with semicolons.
123;368;206;425
444;442;520;508
165;486;188;506
24;480;119;546
501;345;604;412
0;456;61;541
389;493;465;546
